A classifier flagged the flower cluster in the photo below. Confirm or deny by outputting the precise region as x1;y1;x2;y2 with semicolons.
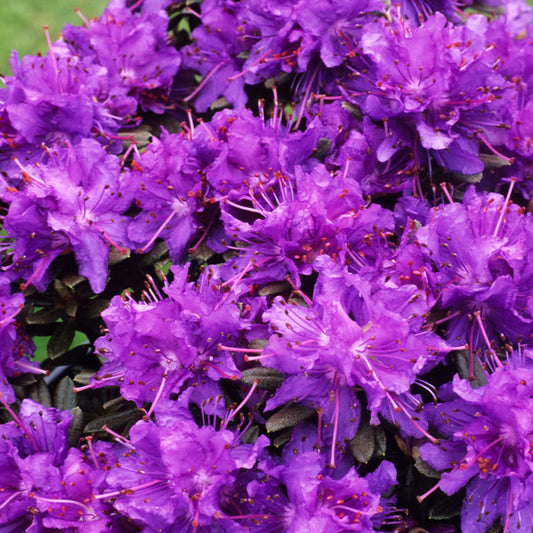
2;0;533;532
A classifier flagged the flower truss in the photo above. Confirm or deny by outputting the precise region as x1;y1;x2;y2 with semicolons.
1;0;533;532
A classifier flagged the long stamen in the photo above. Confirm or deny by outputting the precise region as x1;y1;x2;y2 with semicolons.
477;133;514;165
184;60;230;103
474;311;502;367
32;495;94;516
144;373;168;419
94;480;165;500
493;177;517;237
228;49;272;82
440;182;454;204
0;391;41;452
43;26;63;93
223;379;259;430
329;384;340;469
89;221;128;254
293;64;319;131
136;208;181;254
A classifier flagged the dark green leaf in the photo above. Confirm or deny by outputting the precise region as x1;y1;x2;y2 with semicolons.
265;402;315;433
53;376;77;411
47;320;76;360
241;367;284;390
26;306;62;325
68;407;84;448
84;409;143;434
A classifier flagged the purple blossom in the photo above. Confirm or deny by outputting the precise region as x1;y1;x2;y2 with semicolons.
342;12;517;176
3;139;134;293
419;356;533;532
128;128;205;261
0;48;122;177
0;275;38;403
180;0;249;111
102;415;267;532
259;259;447;458
62;0;181;114
414;185;533;360
0;399;115;530
233;426;397;532
86;264;249;411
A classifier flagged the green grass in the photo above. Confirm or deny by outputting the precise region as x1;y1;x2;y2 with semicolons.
0;0;108;75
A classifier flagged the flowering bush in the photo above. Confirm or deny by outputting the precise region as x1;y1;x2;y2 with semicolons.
2;0;533;531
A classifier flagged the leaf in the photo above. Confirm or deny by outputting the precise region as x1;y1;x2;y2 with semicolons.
427;489;463;520
265;402;315;433
479;153;513;169
68;407;84;448
53;376;77;411
451;350;487;389
73;369;95;387
258;281;290;296
47;320;76;360
374;424;387;457
452;171;483;183
28;378;52;408
26;305;62;325
83;409;143;434
241;367;284;390
413;446;441;479
350;410;375;463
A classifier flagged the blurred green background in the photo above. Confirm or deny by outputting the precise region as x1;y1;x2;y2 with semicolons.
0;0;109;75
2;1;533;75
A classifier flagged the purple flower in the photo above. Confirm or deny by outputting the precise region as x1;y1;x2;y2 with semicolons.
102;416;267;532
419;356;533;532
342;12;517;176
128;128;205;261
86;265;249;411
180;0;248;111
396;0;471;24
0;275;38;403
62;0;181;114
414;185;533;362
259;259;446;458
3;139;134;293
0;399;114;530
232;427;397;532
0;47;123;177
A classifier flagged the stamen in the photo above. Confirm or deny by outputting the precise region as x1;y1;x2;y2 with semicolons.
477;133;514;165
293;64;319;131
493;177;517;237
439;182;454;204
316;407;324;452
129;0;145;10
217;344;263;354
328;384;340;469
85;436;100;470
14;359;48;375
222;379;259;430
74;8;91;27
144;373;168;419
228;49;272;82
43;26;63;93
474;311;502;367
136;207;182;254
89;220;127;254
101;424;133;448
32;495;94;516
417;481;441;503
184;59;230;103
94;479;165;500
0;391;41;452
